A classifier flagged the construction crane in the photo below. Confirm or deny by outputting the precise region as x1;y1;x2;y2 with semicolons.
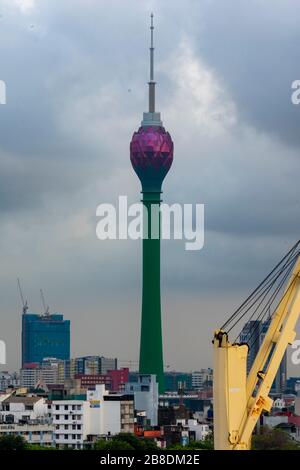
40;288;50;316
17;278;28;314
213;240;300;450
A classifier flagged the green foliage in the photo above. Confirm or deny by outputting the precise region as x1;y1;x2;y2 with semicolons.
25;444;56;450
0;434;27;451
252;426;300;450
93;439;108;450
93;433;158;451
166;432;214;451
104;440;134;450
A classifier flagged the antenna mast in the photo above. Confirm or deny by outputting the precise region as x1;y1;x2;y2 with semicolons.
148;13;155;113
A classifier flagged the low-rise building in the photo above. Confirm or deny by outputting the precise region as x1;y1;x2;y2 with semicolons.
0;422;53;446
51;385;134;449
0;372;19;392
0;395;49;424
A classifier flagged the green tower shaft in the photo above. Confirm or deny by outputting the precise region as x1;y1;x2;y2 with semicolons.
139;191;164;393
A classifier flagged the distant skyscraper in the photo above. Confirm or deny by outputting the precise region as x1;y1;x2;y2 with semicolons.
130;15;173;393
74;356;118;375
239;318;287;393
22;313;70;366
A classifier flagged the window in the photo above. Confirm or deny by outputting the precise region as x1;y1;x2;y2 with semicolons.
55;434;59;440
72;434;76;439
64;405;68;410
72;405;76;410
64;415;68;420
56;415;59;420
77;434;81;439
64;434;68;439
64;425;69;430
72;425;76;430
77;425;81;430
55;405;59;410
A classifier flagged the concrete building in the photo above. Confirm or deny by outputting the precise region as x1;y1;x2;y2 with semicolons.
0;422;53;446
179;419;210;441
20;358;65;387
51;399;88;449
0;372;19;392
75;368;129;392
51;385;134;449
192;369;213;390
0;395;49;424
125;374;158;426
74;356;118;376
20;365;41;388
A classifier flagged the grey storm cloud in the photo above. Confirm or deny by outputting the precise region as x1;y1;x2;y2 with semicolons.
0;0;299;372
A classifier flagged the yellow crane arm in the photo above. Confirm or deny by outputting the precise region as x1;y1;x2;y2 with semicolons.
213;256;300;450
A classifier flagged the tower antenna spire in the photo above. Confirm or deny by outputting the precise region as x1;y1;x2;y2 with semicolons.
148;13;155;113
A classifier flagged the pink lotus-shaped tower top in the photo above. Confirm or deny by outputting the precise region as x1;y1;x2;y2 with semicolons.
130;126;173;192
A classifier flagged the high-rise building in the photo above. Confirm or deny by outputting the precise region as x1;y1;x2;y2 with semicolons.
130;15;173;393
22;313;70;366
239;318;287;393
73;356;118;376
191;369;213;390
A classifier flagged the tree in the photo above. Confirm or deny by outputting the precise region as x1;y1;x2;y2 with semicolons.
166;432;214;451
93;438;134;450
104;440;134;451
252;426;300;450
93;433;158;451
0;435;27;451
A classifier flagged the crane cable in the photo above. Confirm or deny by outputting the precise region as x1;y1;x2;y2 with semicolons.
220;240;300;335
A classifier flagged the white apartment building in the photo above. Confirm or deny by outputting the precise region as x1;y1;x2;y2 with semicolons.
0;422;53;446
0;396;49;424
20;358;65;388
51;399;88;449
186;419;210;441
51;385;134;449
20;368;41;388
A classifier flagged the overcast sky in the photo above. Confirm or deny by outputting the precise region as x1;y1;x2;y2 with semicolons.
0;0;299;374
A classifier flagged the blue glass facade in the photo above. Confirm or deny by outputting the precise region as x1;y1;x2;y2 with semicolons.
22;313;70;365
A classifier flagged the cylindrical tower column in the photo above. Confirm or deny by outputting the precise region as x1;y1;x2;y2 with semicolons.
139;191;164;392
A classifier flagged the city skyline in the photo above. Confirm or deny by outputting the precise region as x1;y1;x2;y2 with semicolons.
0;0;300;374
